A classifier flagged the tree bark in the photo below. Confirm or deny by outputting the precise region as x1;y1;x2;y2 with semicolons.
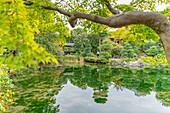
158;23;170;65
99;37;101;52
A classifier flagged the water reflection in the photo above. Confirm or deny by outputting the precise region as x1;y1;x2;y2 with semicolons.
7;65;170;112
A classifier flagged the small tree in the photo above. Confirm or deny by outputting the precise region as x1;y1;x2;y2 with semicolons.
148;46;158;56
121;43;135;58
74;38;83;54
81;43;94;57
99;39;122;58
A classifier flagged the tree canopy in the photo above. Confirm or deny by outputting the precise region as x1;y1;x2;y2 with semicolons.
1;0;170;68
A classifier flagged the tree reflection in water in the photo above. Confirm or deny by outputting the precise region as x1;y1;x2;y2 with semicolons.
7;64;170;112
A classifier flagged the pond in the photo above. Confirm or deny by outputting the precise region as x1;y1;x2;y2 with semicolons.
6;64;170;113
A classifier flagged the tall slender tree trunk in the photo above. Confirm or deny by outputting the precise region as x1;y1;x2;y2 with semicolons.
99;37;101;52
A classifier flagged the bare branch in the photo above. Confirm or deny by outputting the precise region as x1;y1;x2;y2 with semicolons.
42;6;72;17
104;0;121;15
69;12;109;27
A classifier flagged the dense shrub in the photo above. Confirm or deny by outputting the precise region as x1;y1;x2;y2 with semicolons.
99;39;123;58
141;54;168;67
121;43;136;58
142;40;156;51
84;56;108;63
148;46;158;56
81;43;94;57
63;47;74;51
133;48;140;54
64;55;80;60
74;38;83;53
100;52;112;60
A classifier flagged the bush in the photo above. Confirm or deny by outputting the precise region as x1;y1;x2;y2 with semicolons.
141;54;168;67
75;52;79;56
148;46;158;56
84;56;108;64
100;52;112;60
99;39;123;58
121;43;136;58
64;55;80;60
81;52;86;57
133;48;140;54
86;53;95;57
63;47;69;51
142;40;156;51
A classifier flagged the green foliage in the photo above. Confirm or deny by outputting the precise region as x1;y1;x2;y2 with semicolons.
141;54;168;67
34;32;64;63
74;38;83;53
142;40;156;51
84;56;108;63
84;43;92;54
0;64;15;111
64;55;80;60
100;52;112;60
99;39;122;57
81;43;94;57
161;7;170;21
148;46;159;56
63;47;74;51
121;43;136;58
133;48;140;54
87;33;100;49
0;0;72;70
108;25;160;46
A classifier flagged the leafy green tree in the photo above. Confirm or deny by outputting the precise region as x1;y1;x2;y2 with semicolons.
100;52;112;60
73;32;89;51
87;33;100;52
34;32;64;63
81;43;94;57
148;46;159;56
99;39;122;57
73;38;83;54
121;43;136;58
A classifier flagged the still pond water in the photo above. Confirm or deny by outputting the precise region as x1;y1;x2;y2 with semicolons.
7;64;170;113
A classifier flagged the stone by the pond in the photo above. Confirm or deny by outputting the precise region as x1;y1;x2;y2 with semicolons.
139;62;145;68
111;62;115;65
116;61;122;66
129;61;139;69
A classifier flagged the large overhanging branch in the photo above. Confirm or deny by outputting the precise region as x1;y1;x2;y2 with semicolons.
55;8;168;34
21;1;169;33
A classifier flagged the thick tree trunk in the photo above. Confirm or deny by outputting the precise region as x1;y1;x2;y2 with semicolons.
158;23;170;65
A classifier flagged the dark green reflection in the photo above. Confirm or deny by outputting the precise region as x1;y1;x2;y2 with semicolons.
7;65;170;112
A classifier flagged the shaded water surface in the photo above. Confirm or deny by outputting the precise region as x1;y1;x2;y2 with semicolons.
7;64;170;113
